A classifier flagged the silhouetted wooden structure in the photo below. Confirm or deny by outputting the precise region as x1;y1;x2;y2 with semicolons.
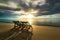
0;21;33;40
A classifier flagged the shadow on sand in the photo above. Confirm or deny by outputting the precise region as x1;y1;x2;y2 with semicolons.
0;21;33;40
0;28;33;40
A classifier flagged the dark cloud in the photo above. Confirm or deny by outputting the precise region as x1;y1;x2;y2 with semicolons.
0;0;60;16
0;6;21;11
46;0;60;4
0;0;30;11
0;9;21;22
0;0;46;11
0;0;21;11
0;0;8;3
0;10;21;18
36;0;60;16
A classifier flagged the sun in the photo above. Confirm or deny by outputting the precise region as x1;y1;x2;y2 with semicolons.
18;14;34;25
27;14;34;24
18;14;34;18
27;14;34;18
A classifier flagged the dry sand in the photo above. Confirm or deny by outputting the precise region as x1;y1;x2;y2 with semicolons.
0;22;14;33
32;25;60;40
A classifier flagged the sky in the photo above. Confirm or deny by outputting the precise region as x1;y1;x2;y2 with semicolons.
0;0;60;26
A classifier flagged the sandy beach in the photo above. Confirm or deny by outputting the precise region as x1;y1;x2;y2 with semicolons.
0;23;60;40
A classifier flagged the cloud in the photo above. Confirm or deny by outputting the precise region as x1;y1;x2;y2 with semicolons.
0;0;46;11
0;10;21;18
36;0;60;16
0;0;21;11
0;0;60;16
0;0;8;3
0;6;21;11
